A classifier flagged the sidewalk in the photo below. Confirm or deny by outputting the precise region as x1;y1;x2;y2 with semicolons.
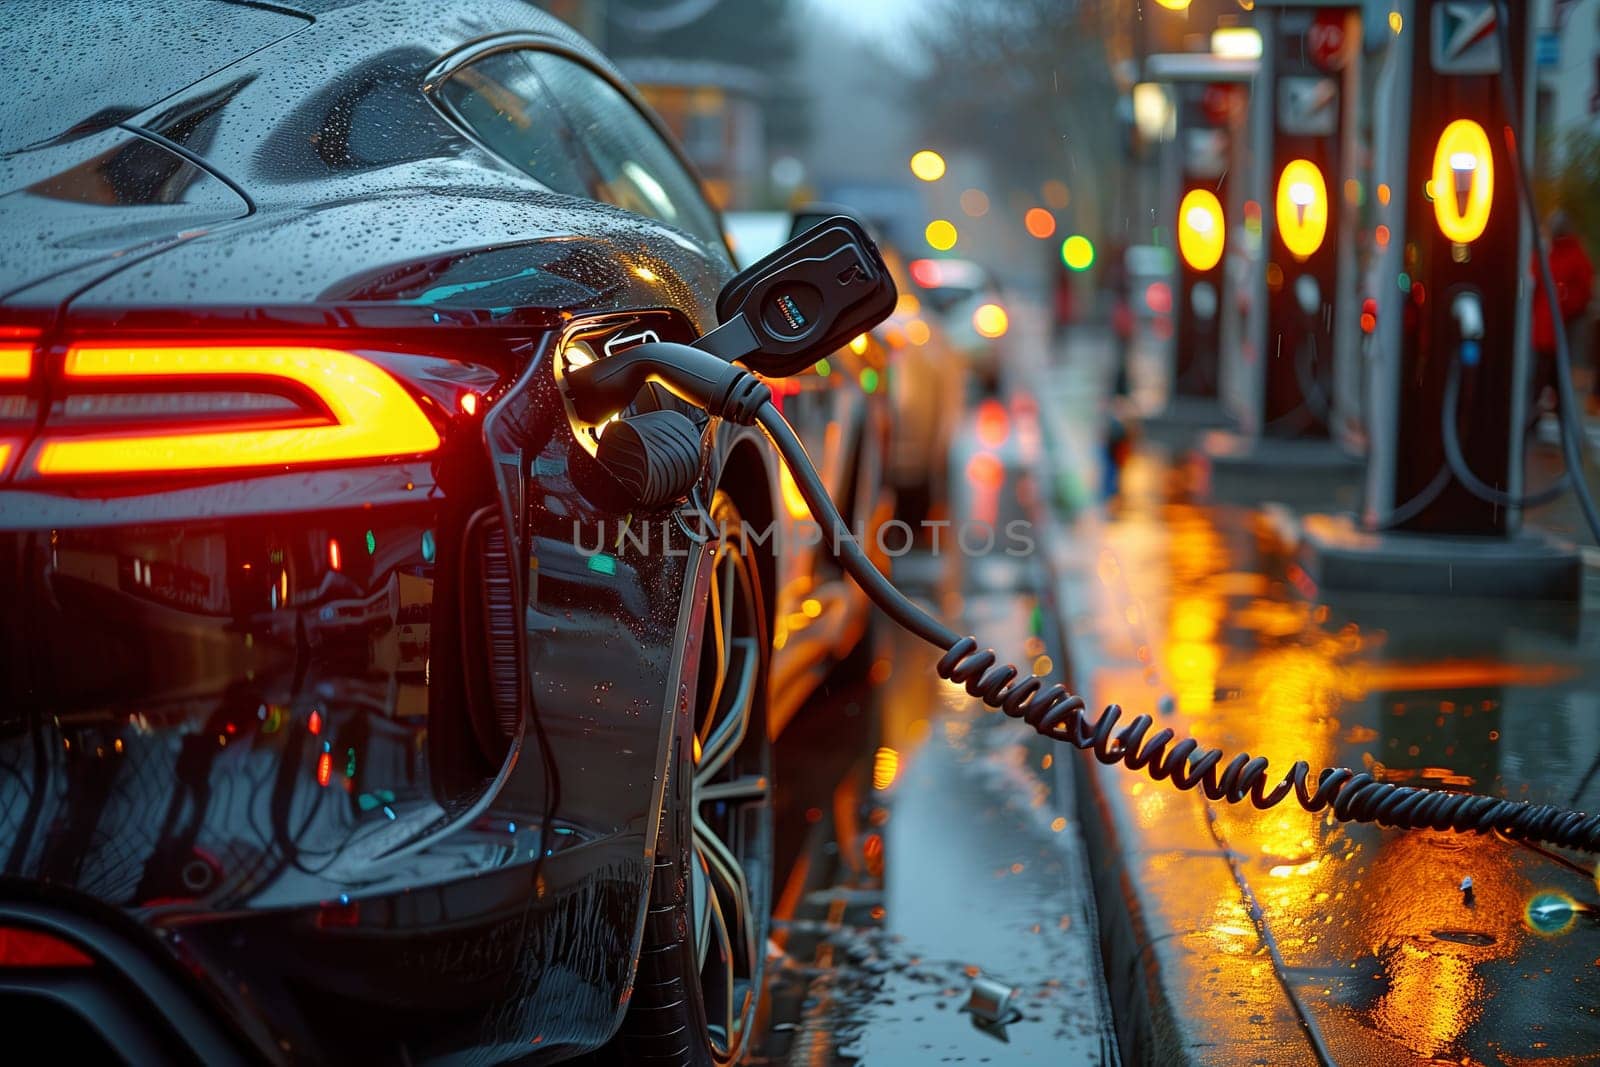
1024;328;1600;1064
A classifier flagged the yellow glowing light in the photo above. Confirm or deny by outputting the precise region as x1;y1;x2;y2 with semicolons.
779;462;811;520
801;597;822;618
633;265;658;283
1177;188;1225;272
0;344;31;379
925;219;958;251
1377;183;1392;206
1211;26;1263;59
1275;159;1329;260
849;333;870;356
1061;234;1095;271
33;345;440;477
1388;10;1403;33
872;746;901;791
1431;119;1494;244
1155;0;1191;8
906;318;931;345
972;302;1010;339
909;149;947;182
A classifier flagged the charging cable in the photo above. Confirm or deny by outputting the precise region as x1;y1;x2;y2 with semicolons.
565;340;1600;852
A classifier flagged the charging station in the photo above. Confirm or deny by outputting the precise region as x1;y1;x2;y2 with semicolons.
1300;0;1582;600
1202;3;1367;483
1144;53;1256;434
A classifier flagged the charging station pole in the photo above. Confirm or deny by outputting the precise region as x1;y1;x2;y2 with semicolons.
1244;2;1359;442
1301;0;1581;600
1146;53;1256;431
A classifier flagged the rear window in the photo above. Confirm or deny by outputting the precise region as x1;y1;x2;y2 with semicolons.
2;0;307;154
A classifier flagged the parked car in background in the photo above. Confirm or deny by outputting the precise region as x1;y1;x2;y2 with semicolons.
908;256;1009;394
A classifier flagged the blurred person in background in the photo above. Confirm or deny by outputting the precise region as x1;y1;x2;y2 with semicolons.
1531;210;1593;419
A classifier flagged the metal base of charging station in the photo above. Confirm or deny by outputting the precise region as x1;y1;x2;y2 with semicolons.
1195;429;1364;476
1140;396;1229;448
1193;430;1365;508
1298;512;1583;601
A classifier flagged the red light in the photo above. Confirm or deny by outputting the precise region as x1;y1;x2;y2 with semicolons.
460;392;478;415
25;345;440;478
328;539;342;571
316;901;361;929
976;399;1010;448
308;709;323;736
0;927;93;968
1360;298;1378;334
967;452;1005;489
1375;224;1391;248
909;259;943;288
1144;281;1172;315
1411;282;1427;305
316;751;333;786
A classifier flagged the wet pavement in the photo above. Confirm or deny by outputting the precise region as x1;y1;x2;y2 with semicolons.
1033;324;1600;1064
749;399;1116;1064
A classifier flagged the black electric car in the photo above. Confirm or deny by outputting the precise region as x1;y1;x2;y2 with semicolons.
0;2;889;1062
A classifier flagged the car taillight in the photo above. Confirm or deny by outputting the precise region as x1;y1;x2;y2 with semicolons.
18;344;441;480
0;328;39;479
0;926;93;968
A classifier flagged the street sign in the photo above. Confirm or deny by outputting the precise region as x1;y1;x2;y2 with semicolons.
1308;11;1349;71
1278;76;1339;135
1431;2;1501;74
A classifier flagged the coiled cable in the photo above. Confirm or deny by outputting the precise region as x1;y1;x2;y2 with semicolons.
753;398;1600;853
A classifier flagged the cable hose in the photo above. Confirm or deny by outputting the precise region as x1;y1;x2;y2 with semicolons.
1442;355;1569;509
1492;0;1600;544
1262;332;1331;437
1293;330;1333;422
751;398;1600;852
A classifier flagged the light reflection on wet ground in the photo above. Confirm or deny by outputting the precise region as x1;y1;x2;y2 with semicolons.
1041;326;1600;1063
752;590;1114;1066
749;402;1115;1064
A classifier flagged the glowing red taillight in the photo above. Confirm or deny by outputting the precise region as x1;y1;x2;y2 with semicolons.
0;926;93;968
16;344;440;480
0;327;40;479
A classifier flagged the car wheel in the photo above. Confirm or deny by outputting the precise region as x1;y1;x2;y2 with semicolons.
621;491;772;1066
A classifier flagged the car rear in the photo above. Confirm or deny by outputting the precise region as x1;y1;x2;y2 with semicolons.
0;303;536;1059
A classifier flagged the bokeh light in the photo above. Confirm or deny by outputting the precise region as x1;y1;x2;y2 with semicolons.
1061;234;1095;271
910;149;947;182
1524;891;1578;937
925;219;958;251
1024;208;1056;239
1041;179;1071;210
960;188;990;217
972;302;1010;338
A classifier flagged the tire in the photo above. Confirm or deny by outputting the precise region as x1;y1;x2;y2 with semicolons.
620;491;772;1066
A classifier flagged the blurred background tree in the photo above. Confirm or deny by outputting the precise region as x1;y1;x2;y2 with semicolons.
1539;129;1600;258
898;0;1125;250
